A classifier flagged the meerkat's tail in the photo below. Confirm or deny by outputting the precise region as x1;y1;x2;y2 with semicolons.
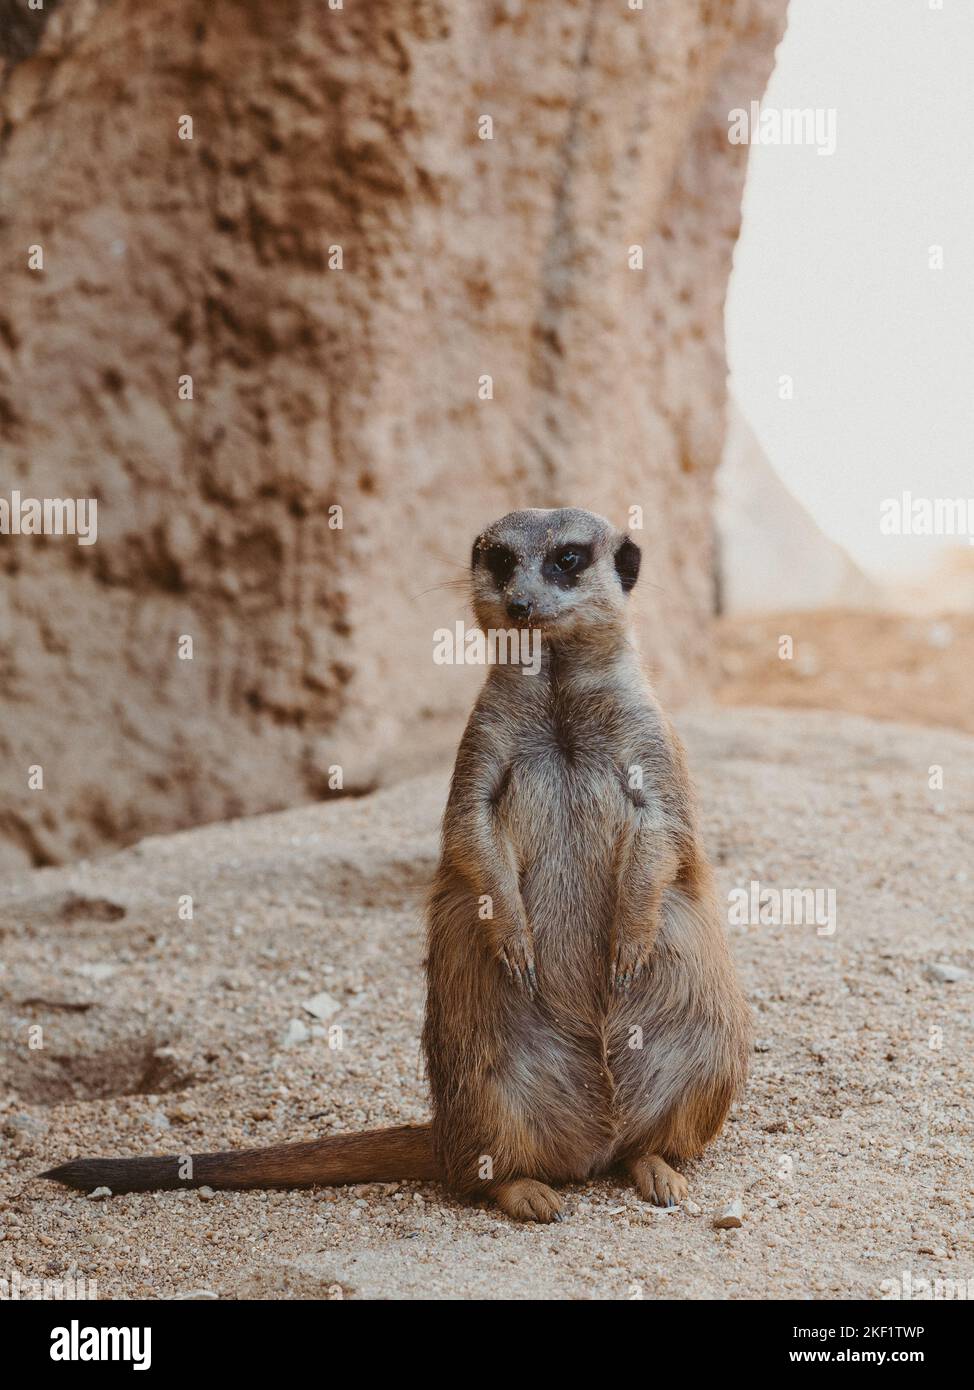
40;1123;439;1194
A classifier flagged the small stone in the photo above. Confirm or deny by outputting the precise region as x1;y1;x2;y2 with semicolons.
197;1186;215;1201
282;1018;310;1046
166;1104;197;1124
713;1198;745;1229
87;1187;112;1200
302;990;340;1021
925;962;968;983
3;1112;46;1138
74;962;118;982
685;1199;702;1216
754;1038;772;1052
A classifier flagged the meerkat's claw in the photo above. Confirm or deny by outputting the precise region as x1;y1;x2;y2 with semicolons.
501;940;538;998
612;945;648;993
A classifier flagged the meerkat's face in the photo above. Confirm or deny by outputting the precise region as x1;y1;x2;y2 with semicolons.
470;507;641;638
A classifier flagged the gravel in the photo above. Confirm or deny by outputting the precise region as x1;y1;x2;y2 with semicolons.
1;707;971;1300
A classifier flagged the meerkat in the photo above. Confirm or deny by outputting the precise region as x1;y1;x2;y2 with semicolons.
42;507;750;1222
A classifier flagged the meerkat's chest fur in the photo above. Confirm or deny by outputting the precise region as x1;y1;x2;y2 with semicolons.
491;673;668;828
484;678;669;975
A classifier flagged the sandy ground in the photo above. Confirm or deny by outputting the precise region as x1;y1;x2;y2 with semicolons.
717;609;974;735
1;707;972;1301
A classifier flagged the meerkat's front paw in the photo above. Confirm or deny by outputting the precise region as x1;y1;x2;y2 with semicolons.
610;938;650;992
628;1154;689;1208
499;933;538;997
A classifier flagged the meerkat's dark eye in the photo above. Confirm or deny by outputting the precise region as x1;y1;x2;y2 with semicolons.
543;543;592;587
554;549;581;573
483;544;517;587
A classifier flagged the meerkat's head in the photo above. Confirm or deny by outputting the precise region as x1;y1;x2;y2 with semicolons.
470;507;641;640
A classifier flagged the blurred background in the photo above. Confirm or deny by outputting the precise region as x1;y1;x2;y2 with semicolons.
718;0;974;736
1;0;970;876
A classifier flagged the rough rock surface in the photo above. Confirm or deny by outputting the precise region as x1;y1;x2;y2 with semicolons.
2;708;971;1300
0;0;787;869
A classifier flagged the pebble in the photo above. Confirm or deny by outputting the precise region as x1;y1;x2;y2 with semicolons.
166;1104;197;1124
87;1187;112;1201
198;1186;216;1201
713;1199;745;1229
74;963;118;982
302;991;340;1021
925;962;968;983
3;1113;46;1138
281;1018;310;1046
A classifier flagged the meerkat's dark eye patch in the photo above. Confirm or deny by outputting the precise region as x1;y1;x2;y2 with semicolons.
614;537;641;593
478;543;517;587
542;543;592;588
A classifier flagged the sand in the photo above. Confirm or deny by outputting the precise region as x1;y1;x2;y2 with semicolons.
1;707;971;1300
717;609;974;735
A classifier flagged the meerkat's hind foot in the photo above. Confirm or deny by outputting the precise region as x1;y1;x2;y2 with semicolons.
494;1178;564;1223
628;1154;688;1208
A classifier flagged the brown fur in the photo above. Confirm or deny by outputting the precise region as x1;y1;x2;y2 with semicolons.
42;508;750;1221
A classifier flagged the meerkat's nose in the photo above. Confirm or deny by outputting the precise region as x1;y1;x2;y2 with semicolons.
507;598;533;621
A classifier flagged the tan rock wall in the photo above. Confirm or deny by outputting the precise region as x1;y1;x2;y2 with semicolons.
0;0;787;869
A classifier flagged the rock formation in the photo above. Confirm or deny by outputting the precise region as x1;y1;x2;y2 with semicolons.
0;0;788;869
716;400;879;614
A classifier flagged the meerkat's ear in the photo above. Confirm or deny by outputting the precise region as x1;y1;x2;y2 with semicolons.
614;536;641;593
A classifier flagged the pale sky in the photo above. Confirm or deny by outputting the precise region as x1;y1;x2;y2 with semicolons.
726;0;974;578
